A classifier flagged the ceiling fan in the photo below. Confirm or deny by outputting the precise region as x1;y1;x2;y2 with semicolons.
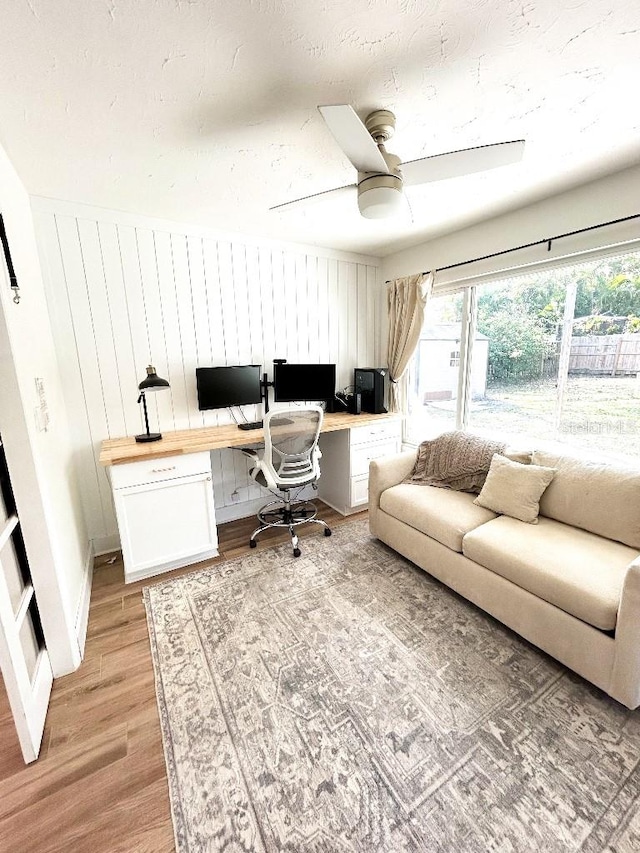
270;105;525;220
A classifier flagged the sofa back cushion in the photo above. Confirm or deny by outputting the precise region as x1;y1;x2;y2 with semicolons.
533;449;640;549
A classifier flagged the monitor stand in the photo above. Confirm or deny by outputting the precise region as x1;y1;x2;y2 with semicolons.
236;373;272;430
260;371;273;415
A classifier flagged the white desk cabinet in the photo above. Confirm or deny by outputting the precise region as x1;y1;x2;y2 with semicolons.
101;413;402;581
111;451;218;583
318;418;401;515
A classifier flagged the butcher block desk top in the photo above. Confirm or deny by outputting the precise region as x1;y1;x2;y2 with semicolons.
99;411;401;466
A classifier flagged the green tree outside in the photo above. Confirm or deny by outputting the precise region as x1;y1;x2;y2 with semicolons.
474;253;640;383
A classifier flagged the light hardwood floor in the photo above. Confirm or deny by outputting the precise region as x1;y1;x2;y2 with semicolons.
0;503;364;853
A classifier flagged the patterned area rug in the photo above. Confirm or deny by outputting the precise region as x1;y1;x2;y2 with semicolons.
144;518;640;852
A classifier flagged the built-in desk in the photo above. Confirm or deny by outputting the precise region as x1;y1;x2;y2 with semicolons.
99;412;401;583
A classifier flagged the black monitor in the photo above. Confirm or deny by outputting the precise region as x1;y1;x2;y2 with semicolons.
273;363;336;402
196;365;262;410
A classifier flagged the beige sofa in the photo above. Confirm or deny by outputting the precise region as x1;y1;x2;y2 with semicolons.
369;446;640;709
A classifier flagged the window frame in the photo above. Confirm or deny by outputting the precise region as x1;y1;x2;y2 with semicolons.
402;241;640;450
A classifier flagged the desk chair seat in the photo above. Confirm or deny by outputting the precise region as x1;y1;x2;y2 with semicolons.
242;406;331;557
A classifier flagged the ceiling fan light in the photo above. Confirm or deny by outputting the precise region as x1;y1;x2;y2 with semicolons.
357;174;404;219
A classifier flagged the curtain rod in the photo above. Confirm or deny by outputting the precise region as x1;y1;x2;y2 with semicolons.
385;212;640;282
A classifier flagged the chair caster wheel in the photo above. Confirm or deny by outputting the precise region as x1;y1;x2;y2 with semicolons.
293;547;301;558
324;528;332;536
249;540;257;548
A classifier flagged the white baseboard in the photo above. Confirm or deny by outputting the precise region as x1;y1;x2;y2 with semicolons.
92;533;121;556
215;496;271;524
75;541;94;657
214;486;317;524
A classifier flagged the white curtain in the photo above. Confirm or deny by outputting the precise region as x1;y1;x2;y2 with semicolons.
387;271;434;413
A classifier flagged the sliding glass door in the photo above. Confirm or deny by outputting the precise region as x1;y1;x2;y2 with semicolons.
406;249;640;463
405;292;464;441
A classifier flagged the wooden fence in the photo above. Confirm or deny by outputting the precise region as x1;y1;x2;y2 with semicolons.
568;334;640;376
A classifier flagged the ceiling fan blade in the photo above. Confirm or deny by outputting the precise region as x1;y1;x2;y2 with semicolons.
318;105;390;174
400;140;525;186
269;184;355;213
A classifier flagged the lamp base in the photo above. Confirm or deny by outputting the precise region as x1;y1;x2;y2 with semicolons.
135;432;162;443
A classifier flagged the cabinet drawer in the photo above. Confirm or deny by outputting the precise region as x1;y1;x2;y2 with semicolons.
350;475;370;507
110;451;211;490
351;441;399;477
350;420;401;447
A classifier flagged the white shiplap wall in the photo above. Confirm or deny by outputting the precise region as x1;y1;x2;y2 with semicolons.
32;200;384;552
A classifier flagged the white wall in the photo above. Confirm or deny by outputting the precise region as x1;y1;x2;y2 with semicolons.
382;163;640;286
0;146;90;675
33;199;384;553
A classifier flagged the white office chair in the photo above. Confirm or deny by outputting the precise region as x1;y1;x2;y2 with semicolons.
243;406;331;557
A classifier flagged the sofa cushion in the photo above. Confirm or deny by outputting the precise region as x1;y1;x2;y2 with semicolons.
474;454;555;523
462;515;638;631
380;484;497;552
533;449;640;549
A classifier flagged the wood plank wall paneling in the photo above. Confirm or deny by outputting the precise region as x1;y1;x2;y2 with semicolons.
34;207;383;547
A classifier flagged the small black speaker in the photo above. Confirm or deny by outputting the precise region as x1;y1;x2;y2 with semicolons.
348;392;362;415
354;368;387;414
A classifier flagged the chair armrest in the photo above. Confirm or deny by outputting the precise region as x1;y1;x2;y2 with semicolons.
610;555;640;709
368;450;416;537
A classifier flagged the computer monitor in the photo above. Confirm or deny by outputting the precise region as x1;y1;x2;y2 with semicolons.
196;365;262;410
273;363;336;402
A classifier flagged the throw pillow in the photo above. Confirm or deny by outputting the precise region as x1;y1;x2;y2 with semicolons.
473;454;556;523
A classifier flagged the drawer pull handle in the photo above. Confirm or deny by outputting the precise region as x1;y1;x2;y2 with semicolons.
151;466;177;473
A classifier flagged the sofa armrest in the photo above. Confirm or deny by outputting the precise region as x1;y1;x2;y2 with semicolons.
610;555;640;709
368;450;417;537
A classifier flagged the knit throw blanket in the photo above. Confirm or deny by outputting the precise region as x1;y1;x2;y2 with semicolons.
406;430;506;493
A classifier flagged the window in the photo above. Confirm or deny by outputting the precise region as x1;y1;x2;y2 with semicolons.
406;249;640;463
406;292;464;440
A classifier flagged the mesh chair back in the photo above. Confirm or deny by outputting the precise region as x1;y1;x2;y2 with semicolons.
263;407;323;487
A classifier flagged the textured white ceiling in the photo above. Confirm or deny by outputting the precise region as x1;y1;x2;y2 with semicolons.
0;0;638;256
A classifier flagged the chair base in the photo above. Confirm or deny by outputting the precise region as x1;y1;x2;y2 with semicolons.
249;498;331;557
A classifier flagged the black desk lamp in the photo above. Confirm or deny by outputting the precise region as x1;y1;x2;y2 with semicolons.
136;365;170;443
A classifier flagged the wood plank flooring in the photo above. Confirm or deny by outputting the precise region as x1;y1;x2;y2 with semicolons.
0;504;363;853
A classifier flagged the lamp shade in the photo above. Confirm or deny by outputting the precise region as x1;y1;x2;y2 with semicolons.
135;366;170;443
138;365;170;392
357;173;404;219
